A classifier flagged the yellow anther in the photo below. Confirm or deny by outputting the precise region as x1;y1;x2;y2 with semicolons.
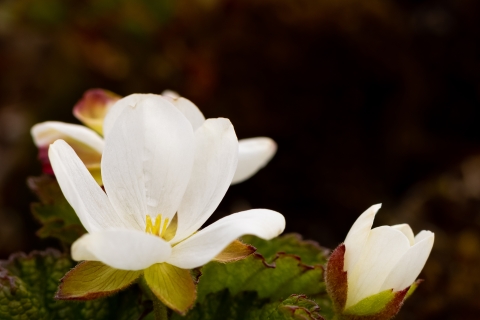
161;218;169;237
152;215;161;236
145;215;153;234
145;214;172;238
145;214;162;236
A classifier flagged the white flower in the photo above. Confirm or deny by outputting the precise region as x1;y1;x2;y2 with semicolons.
32;89;277;185
343;204;434;308
48;94;285;271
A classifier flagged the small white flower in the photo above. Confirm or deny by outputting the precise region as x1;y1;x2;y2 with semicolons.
343;204;434;308
48;94;285;271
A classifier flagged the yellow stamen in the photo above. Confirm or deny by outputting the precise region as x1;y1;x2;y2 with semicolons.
145;215;153;234
145;214;162;236
161;218;169;237
145;214;170;238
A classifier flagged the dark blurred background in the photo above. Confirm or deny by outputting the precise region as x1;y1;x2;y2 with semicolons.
1;0;480;319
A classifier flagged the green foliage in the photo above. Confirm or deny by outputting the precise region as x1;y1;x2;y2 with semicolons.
197;233;329;302
197;253;325;302
174;233;333;320
242;234;329;265
0;234;334;319
171;291;324;320
28;175;86;246
0;249;146;320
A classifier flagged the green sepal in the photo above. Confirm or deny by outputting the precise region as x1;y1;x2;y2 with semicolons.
324;244;348;313
0;249;146;319
339;287;410;320
28;175;86;245
143;263;197;315
56;261;142;300
404;279;422;300
343;289;395;316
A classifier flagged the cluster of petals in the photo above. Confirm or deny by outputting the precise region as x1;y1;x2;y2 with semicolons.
32;89;277;185
343;204;434;308
48;94;285;271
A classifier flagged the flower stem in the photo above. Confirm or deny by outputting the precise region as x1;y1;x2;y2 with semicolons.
151;297;168;320
139;277;169;320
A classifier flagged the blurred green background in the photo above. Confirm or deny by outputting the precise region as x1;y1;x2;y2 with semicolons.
1;0;480;319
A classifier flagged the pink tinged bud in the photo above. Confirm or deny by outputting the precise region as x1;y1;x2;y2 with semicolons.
73;89;121;135
325;204;434;320
325;244;412;320
31;122;104;184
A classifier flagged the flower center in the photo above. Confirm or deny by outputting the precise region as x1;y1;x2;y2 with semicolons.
145;214;169;238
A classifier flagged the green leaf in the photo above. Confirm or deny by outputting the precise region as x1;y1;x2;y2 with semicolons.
278;294;325;320
242;233;329;265
176;233;332;319
198;253;324;302
171;291;324;320
0;249;147;320
56;261;142;300
197;233;329;303
28;175;86;245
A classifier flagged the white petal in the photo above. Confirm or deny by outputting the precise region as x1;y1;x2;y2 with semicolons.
171;118;238;244
103;94;161;137
167;209;285;269
31;121;103;152
380;231;434;292
231;137;277;184
71;229;172;271
343;204;381;273
391;224;415;245
101;95;195;230
161;90;180;100
170;98;206;131
48;140;128;232
414;230;433;243
346;226;411;308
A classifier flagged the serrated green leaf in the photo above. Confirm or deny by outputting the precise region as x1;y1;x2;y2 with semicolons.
197;233;328;304
180;233;333;319
198;253;325;302
278;295;325;320
0;249;146;320
28;175;86;246
242;233;329;265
